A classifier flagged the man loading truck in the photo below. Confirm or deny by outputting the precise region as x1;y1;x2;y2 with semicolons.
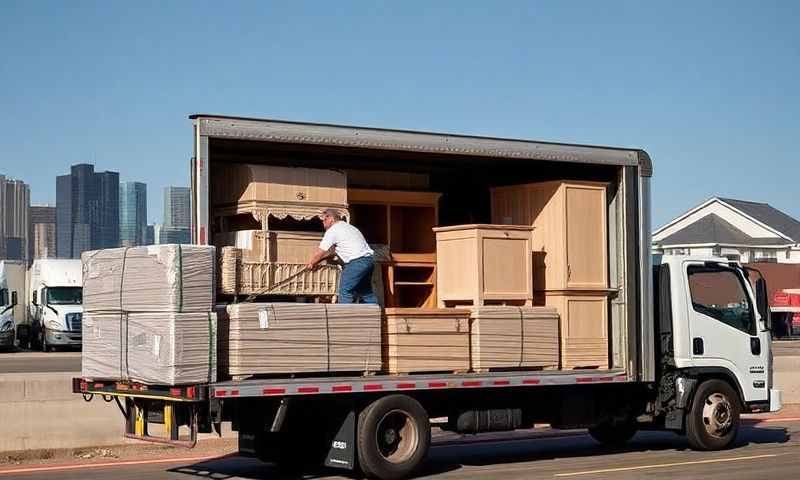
306;208;377;304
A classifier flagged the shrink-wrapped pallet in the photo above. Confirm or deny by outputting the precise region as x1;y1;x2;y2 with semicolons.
219;303;381;377
82;245;216;313
469;306;559;371
81;311;217;385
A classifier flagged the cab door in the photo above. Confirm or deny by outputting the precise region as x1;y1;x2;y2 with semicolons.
685;262;768;402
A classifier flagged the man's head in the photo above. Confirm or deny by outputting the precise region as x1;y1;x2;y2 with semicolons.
321;208;342;230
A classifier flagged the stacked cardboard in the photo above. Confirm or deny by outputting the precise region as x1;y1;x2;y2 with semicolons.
468;306;559;371
83;245;215;312
219;303;381;377
82;311;217;385
383;308;471;374
81;245;218;385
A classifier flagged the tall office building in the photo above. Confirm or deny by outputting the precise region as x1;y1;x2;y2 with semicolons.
56;164;120;258
119;182;147;247
161;186;191;244
0;175;30;261
145;224;155;246
29;205;56;262
164;186;191;229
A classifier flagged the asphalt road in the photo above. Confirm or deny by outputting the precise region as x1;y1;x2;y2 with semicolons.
3;420;797;480
0;350;81;373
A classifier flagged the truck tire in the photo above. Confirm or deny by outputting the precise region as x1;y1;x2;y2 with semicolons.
588;421;637;447
685;379;740;451
357;394;431;480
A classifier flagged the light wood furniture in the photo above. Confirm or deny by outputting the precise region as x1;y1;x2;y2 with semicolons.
535;291;609;369
350;189;441;307
348;189;441;253
469;306;559;371
383;253;437;308
491;181;608;291
383;308;470;374
434;224;534;307
211;164;349;229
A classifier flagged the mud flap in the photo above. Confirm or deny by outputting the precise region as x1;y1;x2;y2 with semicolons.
324;410;356;470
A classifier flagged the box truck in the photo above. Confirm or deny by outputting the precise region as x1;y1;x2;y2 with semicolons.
75;115;781;480
29;259;83;351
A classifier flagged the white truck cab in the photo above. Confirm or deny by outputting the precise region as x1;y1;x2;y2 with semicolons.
28;259;83;351
655;255;780;449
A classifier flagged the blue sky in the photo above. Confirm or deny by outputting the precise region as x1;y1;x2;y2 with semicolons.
0;1;797;226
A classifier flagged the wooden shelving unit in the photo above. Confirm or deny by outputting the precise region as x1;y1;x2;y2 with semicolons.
349;189;441;308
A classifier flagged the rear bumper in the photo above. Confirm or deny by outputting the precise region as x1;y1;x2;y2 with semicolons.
770;388;783;413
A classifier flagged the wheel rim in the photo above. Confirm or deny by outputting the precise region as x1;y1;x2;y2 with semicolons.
375;409;419;464
702;392;734;438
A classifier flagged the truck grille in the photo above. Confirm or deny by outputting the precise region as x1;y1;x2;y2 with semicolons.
66;313;82;332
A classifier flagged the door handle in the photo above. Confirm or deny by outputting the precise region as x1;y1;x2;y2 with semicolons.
750;337;761;355
693;337;704;355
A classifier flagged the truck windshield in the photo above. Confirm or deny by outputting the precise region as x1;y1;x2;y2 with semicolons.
46;287;82;305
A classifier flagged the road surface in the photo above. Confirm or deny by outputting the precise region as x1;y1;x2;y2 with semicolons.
2;419;796;480
0;351;81;373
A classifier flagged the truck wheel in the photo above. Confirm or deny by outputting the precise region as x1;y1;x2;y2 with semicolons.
357;395;430;480
686;379;740;451
588;421;637;447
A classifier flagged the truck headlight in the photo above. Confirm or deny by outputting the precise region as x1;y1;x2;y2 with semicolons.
0;321;12;332
47;320;63;331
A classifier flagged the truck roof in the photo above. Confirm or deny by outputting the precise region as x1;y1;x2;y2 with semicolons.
190;114;652;176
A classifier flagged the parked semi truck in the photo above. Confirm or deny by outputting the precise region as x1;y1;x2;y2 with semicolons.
0;260;26;349
29;259;83;351
75;115;781;480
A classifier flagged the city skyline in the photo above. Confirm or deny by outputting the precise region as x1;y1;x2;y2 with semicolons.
119;181;147;247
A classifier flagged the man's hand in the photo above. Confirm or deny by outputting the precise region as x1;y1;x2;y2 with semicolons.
305;248;329;272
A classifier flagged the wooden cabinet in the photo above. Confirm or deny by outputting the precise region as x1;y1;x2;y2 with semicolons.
382;253;437;308
491;181;608;291
535;291;609;369
383;308;470;374
434;224;534;307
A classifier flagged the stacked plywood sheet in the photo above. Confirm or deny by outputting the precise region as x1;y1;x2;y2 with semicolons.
468;306;559;371
80;245;218;385
82;311;217;385
219;303;381;377
383;308;470;374
82;245;216;312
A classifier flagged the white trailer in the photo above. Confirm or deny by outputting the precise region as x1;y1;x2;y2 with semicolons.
28;259;83;351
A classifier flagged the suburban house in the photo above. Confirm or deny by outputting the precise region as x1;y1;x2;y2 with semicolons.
652;197;800;263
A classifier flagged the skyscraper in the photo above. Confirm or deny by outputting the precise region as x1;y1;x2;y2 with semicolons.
0;175;30;262
161;186;191;245
119;182;147;247
29;205;56;262
164;186;191;229
145;224;155;245
56;164;120;258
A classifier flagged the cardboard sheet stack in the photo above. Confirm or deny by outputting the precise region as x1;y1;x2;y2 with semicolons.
218;302;381;378
469;306;560;371
81;245;218;385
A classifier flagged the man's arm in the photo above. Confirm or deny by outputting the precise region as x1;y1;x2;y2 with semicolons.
306;248;330;270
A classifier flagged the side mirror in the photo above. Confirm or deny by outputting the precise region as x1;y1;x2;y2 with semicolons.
11;291;17;307
32;291;38;306
755;277;771;331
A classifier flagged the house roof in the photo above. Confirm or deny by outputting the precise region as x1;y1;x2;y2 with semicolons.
718;198;800;242
657;213;792;247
